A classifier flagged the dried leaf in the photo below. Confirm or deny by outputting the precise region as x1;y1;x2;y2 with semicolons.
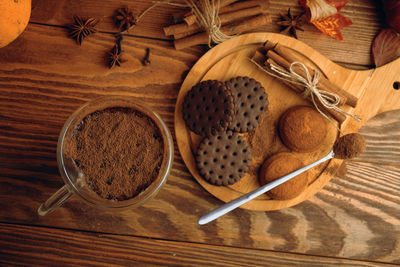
326;0;348;11
299;0;352;40
382;0;400;33
372;28;400;67
300;0;337;20
312;14;352;40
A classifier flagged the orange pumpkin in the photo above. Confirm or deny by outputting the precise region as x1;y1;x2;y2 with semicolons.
0;0;31;48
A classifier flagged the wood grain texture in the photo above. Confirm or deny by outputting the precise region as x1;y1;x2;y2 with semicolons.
356;110;400;166
1;160;399;263
29;0;383;66
1;223;395;267
0;3;400;265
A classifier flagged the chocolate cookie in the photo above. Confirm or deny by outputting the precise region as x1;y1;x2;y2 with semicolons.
196;131;251;186
182;80;235;136
278;105;327;153
226;76;268;133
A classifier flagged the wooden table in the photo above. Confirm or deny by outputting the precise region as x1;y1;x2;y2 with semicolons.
1;0;399;266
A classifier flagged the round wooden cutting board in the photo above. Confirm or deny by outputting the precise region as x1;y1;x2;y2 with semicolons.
174;33;400;211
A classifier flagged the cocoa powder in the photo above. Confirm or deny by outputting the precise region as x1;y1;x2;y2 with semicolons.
279;106;328;153
333;133;366;159
259;152;309;200
247;112;283;166
66;107;164;201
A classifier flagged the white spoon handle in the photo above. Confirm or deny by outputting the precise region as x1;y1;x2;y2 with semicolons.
198;150;334;225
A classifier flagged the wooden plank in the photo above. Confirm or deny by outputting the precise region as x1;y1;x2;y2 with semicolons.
266;0;383;67
0;19;399;264
1;160;399;263
0;223;395;266
28;0;383;66
355;110;400;166
0;23;201;119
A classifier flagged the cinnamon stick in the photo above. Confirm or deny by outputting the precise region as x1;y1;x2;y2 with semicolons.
266;58;346;124
174;29;200;40
174;14;272;50
222;13;272;35
183;0;269;26
182;13;197;27
220;0;269;14
273;44;358;108
164;6;266;36
266;50;350;106
283;82;346;124
176;1;269;39
183;0;239;26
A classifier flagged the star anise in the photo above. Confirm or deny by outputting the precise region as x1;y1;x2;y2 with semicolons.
107;45;122;69
107;35;125;69
115;7;136;32
276;9;305;39
68;16;98;45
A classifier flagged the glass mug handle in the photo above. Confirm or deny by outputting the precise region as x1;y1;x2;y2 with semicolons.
37;185;74;216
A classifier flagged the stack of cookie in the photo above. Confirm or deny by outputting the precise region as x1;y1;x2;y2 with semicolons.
182;77;269;186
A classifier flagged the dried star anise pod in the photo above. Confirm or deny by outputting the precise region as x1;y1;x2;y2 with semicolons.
68;16;98;45
115;7;136;32
276;9;305;39
107;45;122;68
107;35;125;68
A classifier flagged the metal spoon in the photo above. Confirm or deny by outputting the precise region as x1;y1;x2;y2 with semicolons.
198;150;334;225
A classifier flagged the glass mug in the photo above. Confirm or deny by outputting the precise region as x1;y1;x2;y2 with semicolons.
38;96;174;216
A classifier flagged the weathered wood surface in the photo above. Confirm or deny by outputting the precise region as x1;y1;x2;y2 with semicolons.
1;0;399;265
1;223;397;267
29;0;383;66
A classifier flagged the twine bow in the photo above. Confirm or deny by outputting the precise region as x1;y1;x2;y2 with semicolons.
185;0;232;46
252;59;361;131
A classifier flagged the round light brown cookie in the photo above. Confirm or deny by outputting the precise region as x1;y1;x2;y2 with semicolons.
259;152;309;200
182;80;235;136
196;131;251;186
278;105;327;153
226;76;268;133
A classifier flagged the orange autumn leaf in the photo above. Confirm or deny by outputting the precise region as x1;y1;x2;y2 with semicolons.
299;0;353;40
325;0;348;10
311;13;352;40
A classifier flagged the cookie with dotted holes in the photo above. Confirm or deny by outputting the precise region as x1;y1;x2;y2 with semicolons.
225;76;268;132
183;80;235;136
196;131;251;186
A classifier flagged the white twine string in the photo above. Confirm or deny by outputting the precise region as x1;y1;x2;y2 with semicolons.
251;59;361;131
185;0;233;46
121;1;188;33
138;1;189;22
142;0;231;46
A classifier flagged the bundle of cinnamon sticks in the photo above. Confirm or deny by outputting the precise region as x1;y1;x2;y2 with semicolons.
163;0;272;50
253;43;359;124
